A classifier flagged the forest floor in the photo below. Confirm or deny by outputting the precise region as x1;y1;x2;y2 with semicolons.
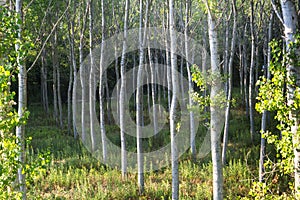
24;102;292;199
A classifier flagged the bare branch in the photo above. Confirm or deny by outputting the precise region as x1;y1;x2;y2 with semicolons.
27;0;70;72
270;0;284;25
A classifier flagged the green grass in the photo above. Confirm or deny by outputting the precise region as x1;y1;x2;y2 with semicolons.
24;101;293;199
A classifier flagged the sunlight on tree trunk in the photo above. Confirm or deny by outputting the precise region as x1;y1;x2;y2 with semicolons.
15;0;26;199
205;0;224;198
280;0;299;195
120;0;129;179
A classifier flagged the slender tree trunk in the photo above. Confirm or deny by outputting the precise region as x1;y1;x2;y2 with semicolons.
41;48;49;114
120;0;129;179
169;0;179;199
184;0;196;161
114;41;120;123
222;0;237;165
66;9;73;135
249;0;255;142
259;11;273;183
80;3;88;145
99;0;107;162
105;71;112;124
112;0;120;124
223;10;229;93
239;44;243;96
15;0;26;198
280;0;299;194
136;15;145;195
148;45;158;137
51;13;62;128
146;67;151;125
52;29;58;126
71;2;78;139
57;54;63;128
243;23;249;117
205;0;224;198
165;7;172;112
137;0;149;193
67;45;73;135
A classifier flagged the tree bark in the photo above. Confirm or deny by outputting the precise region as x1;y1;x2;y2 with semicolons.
99;0;107;163
52;28;58;126
249;0;255;143
205;0;224;198
67;41;73;135
184;0;196;161
71;1;78;139
259;11;273;183
41;48;49;114
57;47;63;128
280;0;299;194
15;0;26;198
80;2;88;145
243;23;249;117
169;0;179;199
222;0;237;165
120;0;129;179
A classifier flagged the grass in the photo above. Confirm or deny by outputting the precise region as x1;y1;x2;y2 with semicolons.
24;101;292;199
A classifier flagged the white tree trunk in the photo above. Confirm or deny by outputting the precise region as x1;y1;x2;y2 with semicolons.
148;46;158;137
165;10;172;112
67;44;73;135
222;0;237;165
259;11;273;183
243;24;249;117
120;0;129;179
206;1;224;198
112;0;120;124
15;0;26;198
80;3;88;145
169;0;179;199
136;2;145;192
280;0;299;194
184;0;196;161
41;48;49;114
70;1;78;138
249;0;255;143
57;54;63;128
99;0;107;163
137;0;149;193
52;30;58;126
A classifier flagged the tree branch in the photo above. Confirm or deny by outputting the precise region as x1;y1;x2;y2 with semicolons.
270;0;284;25
27;0;70;72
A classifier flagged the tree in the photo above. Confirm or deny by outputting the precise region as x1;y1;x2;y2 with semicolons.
136;0;149;194
184;0;197;161
52;22;59;127
120;0;129;179
99;0;107;163
259;11;273;183
77;0;87;146
222;0;237;165
279;0;299;194
248;0;256;143
169;0;179;199
204;0;224;199
71;1;78;139
0;6;24;199
15;0;27;198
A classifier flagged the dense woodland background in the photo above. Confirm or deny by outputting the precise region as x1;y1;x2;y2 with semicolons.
0;0;300;199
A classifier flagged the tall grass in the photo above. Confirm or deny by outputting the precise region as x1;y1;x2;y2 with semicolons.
24;100;290;199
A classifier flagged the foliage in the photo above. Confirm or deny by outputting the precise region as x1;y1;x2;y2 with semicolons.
25;107;256;199
0;6;23;199
256;34;300;195
0;6;49;199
